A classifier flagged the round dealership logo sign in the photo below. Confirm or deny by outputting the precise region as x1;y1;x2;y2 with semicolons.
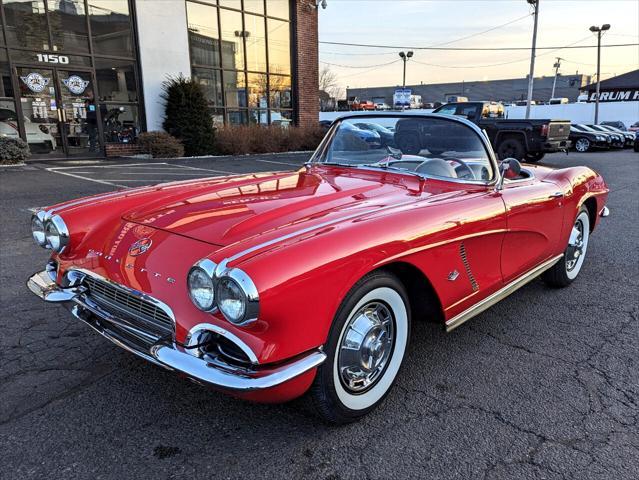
128;238;152;256
20;73;50;93
63;75;90;95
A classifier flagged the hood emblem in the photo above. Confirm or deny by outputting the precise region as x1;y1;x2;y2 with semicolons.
128;238;152;256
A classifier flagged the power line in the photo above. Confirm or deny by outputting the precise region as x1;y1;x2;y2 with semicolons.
320;59;401;69
427;13;532;48
318;40;639;51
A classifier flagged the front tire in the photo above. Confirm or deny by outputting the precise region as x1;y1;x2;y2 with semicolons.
574;137;591;152
310;271;410;424
542;207;590;287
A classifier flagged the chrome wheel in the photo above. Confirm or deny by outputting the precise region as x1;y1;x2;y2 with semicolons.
566;220;585;272
338;302;395;393
565;211;590;280
575;138;590;152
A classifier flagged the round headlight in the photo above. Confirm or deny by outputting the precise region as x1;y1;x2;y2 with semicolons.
188;266;216;311
217;277;246;323
44;214;69;253
31;214;46;247
216;268;259;325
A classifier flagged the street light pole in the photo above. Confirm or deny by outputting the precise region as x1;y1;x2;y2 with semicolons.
525;0;539;119
398;51;413;109
590;24;611;124
550;57;561;99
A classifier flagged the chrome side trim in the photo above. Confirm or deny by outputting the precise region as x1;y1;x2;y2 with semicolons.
185;322;259;365
445;254;564;332
225;199;419;264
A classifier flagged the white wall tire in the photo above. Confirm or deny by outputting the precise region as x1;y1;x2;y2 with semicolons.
310;271;410;424
542;207;591;287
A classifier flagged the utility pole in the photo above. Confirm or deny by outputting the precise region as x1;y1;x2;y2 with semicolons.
398;51;413;109
590;24;611;124
525;0;539;119
550;57;562;99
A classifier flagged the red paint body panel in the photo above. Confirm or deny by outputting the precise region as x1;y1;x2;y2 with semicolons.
48;161;608;401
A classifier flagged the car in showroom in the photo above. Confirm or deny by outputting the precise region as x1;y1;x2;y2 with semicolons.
596;124;636;147
0;107;57;153
27;114;609;424
569;124;611;152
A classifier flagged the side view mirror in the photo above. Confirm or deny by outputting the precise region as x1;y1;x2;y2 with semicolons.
497;158;522;189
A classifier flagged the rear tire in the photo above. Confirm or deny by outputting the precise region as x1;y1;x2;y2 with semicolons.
310;271;411;424
497;138;525;160
395;133;421;155
542;207;590;288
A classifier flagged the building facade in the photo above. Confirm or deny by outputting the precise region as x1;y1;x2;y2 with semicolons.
346;74;592;108
0;0;318;159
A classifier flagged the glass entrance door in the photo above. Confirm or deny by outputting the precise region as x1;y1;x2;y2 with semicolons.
15;67;65;157
15;66;101;158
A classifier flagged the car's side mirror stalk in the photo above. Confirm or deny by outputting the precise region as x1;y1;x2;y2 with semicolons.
496;158;522;190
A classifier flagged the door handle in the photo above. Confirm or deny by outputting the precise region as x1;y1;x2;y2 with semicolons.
57;108;62;122
61;108;67;122
549;191;564;198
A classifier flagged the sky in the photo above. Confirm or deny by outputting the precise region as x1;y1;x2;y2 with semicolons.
318;0;639;91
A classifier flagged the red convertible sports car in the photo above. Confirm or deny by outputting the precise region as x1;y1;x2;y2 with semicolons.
27;114;609;423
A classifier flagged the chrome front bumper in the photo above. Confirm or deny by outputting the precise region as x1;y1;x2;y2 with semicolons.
27;270;326;392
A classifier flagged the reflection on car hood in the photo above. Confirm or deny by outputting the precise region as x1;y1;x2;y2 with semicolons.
121;166;458;247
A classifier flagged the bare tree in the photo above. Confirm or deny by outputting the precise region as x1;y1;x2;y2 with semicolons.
319;65;343;99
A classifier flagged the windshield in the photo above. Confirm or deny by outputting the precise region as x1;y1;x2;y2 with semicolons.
576;124;597;132
316;116;495;183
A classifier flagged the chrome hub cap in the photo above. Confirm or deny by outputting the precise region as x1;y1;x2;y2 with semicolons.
338;302;395;393
575;139;589;152
566;218;585;272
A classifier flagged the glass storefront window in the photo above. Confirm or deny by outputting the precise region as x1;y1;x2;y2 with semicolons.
3;1;50;50
269;74;291;108
267;0;290;20
95;58;138;102
269;109;292;127
224;70;246;108
247;73;267;109
192;67;223;106
89;0;133;57
49;0;90;53
218;0;242;10
219;8;244;70
249;109;268;125
187;1;220;68
227;109;247;125
243;0;264;15
0;52;15;98
100;103;138;143
244;14;266;72
267;19;290;75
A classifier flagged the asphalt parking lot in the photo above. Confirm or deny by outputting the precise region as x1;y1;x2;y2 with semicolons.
1;149;637;479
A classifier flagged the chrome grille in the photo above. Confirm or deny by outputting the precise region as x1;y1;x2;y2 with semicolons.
83;276;174;339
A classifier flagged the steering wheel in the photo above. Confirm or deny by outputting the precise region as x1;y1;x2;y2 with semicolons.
416;157;476;179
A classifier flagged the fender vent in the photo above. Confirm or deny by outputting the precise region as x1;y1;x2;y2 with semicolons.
459;242;479;292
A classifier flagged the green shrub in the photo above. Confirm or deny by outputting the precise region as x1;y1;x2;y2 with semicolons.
213;125;326;156
162;75;216;156
138;131;185;158
0;137;30;165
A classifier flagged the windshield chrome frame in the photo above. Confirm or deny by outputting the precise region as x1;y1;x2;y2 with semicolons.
308;113;502;188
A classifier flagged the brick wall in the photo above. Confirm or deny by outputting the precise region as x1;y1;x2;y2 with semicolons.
293;0;319;128
105;143;143;157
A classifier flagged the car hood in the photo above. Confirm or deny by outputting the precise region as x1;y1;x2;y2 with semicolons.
121;166;457;247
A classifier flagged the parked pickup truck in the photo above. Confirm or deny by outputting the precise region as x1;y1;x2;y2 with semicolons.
429;101;571;162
